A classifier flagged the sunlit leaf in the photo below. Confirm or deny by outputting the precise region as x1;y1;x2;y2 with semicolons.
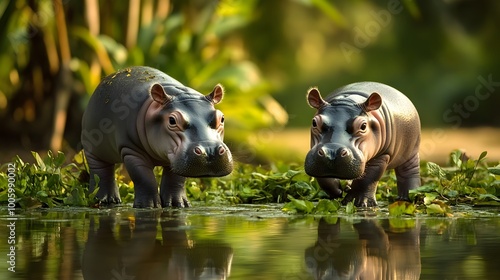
426;203;445;215
388;201;415;216
488;166;500;175
32;151;46;170
314;199;340;214
427;162;446;178
345;201;356;214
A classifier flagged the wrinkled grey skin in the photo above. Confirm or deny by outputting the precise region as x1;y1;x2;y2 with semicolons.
81;66;233;208
304;82;420;207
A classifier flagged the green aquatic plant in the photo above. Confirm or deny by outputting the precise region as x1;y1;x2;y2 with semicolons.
1;149;499;215
0;151;91;208
418;150;500;211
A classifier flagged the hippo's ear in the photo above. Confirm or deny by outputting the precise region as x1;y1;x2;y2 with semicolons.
307;88;328;109
206;84;224;104
362;92;382;112
150;83;173;104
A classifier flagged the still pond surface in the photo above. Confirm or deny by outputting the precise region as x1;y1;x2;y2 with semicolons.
1;204;500;280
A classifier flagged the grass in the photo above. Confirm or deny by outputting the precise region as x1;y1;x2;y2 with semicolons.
1;149;499;216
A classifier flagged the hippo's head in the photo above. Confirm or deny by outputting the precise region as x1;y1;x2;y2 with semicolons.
304;88;383;179
145;83;233;177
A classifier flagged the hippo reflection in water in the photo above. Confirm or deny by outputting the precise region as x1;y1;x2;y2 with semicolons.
305;218;421;280
82;212;233;280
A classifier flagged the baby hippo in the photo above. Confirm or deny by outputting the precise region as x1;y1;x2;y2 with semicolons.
81;66;233;208
304;82;421;207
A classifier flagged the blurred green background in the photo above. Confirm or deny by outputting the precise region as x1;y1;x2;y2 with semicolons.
1;0;499;164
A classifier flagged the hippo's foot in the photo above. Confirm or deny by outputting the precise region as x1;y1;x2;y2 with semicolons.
94;185;121;206
342;191;377;207
161;193;191;208
159;168;190;208
95;193;122;206
133;194;161;208
396;195;412;202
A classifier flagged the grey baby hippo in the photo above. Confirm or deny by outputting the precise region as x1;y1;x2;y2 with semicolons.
81;66;233;208
304;82;421;207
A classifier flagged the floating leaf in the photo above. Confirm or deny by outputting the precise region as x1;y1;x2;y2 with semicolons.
388;201;415;216
345;201;356;214
426;203;445;215
314;199;340;214
292;197;314;213
426;201;452;216
423;193;438;205
478;193;500;202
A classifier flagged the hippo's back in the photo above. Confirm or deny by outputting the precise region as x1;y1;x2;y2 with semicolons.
85;66;181;114
81;66;182;162
328;82;415;112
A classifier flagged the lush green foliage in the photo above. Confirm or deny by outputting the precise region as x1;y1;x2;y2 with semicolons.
0;151;96;208
1;149;499;216
0;0;288;158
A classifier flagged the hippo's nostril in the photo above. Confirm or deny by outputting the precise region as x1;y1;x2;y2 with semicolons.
339;148;349;157
218;145;226;155
194;146;204;156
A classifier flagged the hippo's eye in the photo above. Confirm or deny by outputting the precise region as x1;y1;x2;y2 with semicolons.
214;110;225;129
167;112;185;131
312;116;323;131
360;122;367;131
169;116;176;125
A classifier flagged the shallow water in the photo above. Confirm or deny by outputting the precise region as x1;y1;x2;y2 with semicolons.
1;204;500;280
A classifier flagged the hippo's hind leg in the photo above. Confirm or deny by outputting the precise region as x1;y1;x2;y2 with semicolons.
122;151;161;208
160;168;190;208
85;152;121;205
394;153;420;201
343;154;390;207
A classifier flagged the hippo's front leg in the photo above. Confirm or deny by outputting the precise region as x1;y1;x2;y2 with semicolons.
160;168;190;207
343;154;390;207
122;152;161;208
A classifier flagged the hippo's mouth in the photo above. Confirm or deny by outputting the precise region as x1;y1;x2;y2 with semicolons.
172;160;233;178
304;148;365;179
170;142;233;177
